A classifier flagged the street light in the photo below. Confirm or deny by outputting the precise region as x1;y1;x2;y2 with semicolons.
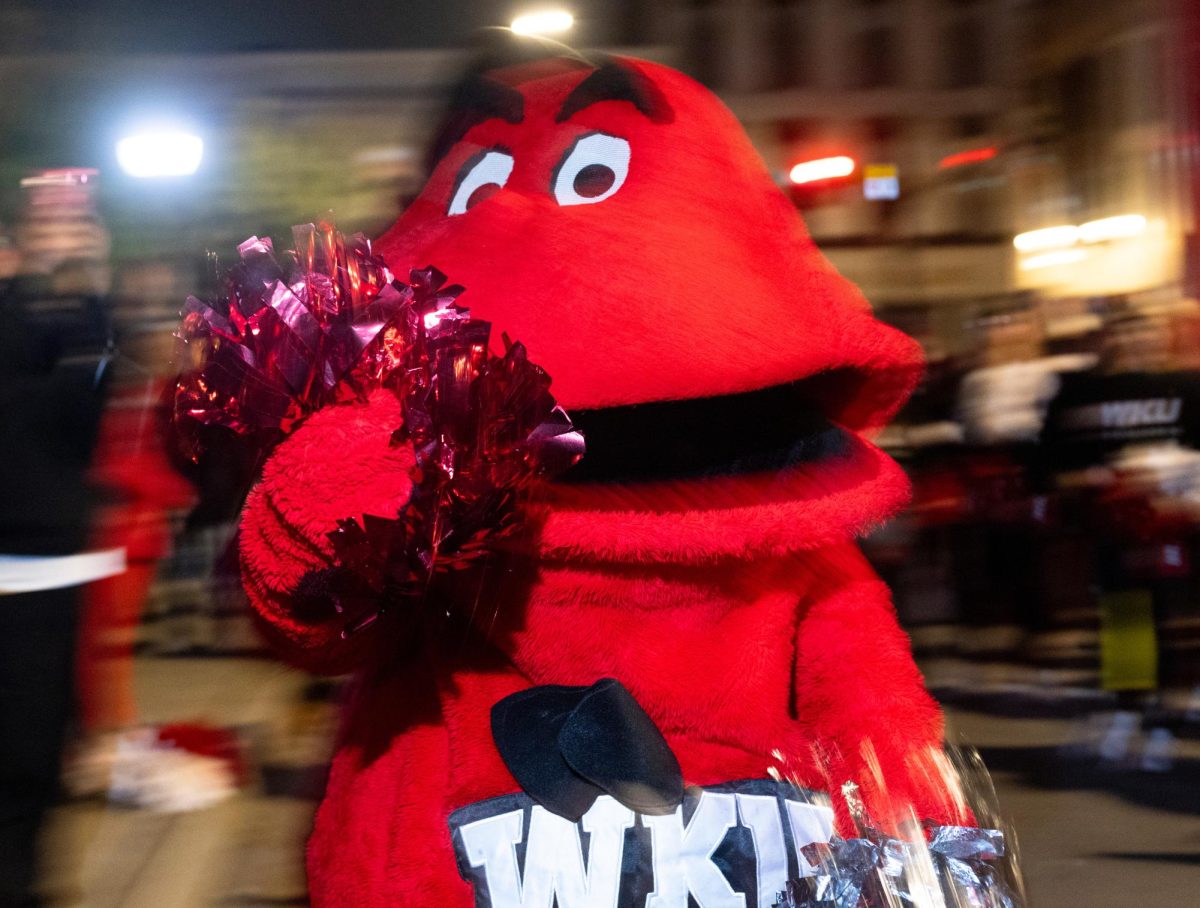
116;127;204;179
511;9;574;36
1078;214;1147;244
788;156;856;186
1012;225;1079;253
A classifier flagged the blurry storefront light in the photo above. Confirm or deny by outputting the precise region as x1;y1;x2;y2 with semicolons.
1019;249;1089;271
862;163;899;200
788;156;856;186
938;146;998;170
116;128;204;179
511;9;574;35
1016;214;1167;293
1013;225;1079;252
1079;214;1147;244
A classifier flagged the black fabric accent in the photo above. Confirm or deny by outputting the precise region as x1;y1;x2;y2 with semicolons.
556;59;674;124
0;585;81;906
562;381;851;485
490;679;684;821
558;678;683;816
0;282;112;555
424;30;594;172
1042;369;1200;470
427;76;525;168
490;684;605;822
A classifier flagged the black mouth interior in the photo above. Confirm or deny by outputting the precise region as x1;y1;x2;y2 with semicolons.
560;379;850;485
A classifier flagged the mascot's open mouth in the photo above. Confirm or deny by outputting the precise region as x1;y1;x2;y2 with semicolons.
561;377;852;485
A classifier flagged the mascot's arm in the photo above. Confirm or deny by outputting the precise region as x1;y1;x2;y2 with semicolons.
239;389;415;674
793;543;970;834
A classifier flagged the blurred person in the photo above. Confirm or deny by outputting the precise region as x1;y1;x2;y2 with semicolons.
951;303;1097;674
0;175;117;906
65;283;247;812
67;324;194;795
0;231;19;287
1042;301;1200;763
15;169;110;285
957;303;1096;447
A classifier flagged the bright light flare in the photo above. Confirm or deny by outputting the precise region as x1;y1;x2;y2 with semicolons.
788;156;856;186
1013;225;1079;252
511;9;574;36
1079;214;1147;244
116;128;204;178
1019;249;1088;271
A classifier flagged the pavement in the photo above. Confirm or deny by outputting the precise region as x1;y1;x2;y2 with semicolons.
943;710;1200;905
38;657;1200;906
40;658;324;907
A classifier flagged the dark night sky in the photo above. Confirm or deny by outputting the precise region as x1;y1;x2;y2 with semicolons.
23;1;635;53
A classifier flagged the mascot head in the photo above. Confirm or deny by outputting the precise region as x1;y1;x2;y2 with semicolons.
238;43;926;656
377;44;921;432
234;40;926;666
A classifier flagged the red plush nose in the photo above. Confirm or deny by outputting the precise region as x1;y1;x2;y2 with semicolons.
377;57;921;430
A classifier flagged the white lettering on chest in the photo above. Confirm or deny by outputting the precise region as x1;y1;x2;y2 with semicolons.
459;798;636;908
455;788;835;908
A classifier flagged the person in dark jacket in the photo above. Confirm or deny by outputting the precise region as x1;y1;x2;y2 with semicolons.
0;252;115;905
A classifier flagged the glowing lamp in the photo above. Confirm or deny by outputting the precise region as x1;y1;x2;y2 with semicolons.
1079;214;1147;244
1019;249;1088;271
116;129;204;179
788;156;856;186
1013;225;1079;253
511;9;574;36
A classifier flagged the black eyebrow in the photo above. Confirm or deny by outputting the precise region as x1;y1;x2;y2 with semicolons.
556;60;674;124
428;76;525;167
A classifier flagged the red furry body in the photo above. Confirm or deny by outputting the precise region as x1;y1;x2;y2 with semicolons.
238;55;959;906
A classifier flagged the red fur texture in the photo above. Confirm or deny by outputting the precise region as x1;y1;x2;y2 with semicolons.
237;56;961;906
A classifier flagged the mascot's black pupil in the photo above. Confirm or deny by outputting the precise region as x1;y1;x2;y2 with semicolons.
467;182;502;210
574;164;615;198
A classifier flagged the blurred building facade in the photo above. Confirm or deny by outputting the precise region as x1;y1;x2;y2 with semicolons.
664;0;1026;315
1009;0;1191;302
0;0;1192;324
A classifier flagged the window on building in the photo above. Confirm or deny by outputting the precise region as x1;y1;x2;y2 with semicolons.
767;2;810;89
687;5;722;88
852;27;897;89
956;114;990;139
776;118;819;149
944;17;987;88
1057;54;1107;213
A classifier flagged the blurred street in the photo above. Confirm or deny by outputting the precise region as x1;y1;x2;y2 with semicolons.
39;658;319;908
32;656;1200;907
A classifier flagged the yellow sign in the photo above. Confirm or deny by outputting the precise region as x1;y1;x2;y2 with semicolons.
863;164;899;201
1099;590;1158;691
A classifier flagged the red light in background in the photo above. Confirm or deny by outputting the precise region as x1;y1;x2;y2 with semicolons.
788;156;856;186
937;146;998;170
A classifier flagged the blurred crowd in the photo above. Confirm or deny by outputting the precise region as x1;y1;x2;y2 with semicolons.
870;289;1200;744
0;170;252;906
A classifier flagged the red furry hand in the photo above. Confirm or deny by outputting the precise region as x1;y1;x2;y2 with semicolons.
239;389;415;672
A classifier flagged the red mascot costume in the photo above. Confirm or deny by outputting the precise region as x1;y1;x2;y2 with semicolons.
235;47;971;908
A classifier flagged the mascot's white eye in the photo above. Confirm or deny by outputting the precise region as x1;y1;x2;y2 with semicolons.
552;133;630;206
448;149;514;216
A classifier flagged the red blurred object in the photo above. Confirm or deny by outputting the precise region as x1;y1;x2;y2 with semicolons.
78;376;195;733
156;722;247;786
937;147;998;170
